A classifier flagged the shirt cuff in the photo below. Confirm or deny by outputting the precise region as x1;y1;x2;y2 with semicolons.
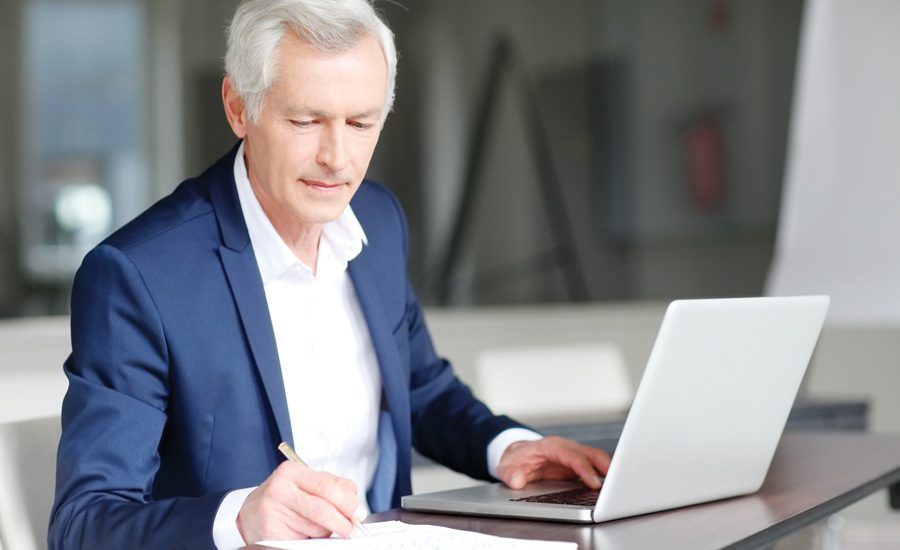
212;487;255;550
486;428;544;479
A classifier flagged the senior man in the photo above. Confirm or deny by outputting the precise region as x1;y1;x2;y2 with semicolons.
50;0;609;548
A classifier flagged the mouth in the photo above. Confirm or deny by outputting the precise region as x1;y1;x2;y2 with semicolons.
301;178;346;191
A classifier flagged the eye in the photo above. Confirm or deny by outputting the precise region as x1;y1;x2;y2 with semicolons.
290;119;315;128
348;120;375;130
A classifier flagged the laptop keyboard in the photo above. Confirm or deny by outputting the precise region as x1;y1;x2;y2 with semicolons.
509;486;601;507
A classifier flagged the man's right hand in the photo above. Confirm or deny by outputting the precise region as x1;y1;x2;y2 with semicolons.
236;461;366;543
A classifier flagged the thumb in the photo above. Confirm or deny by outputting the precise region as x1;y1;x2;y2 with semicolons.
509;471;526;489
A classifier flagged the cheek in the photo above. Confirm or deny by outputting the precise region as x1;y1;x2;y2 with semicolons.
350;137;380;169
281;136;320;167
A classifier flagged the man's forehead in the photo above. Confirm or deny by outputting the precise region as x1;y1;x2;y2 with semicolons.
255;29;388;123
275;29;383;67
272;33;386;82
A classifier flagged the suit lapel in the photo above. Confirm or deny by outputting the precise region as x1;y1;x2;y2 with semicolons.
348;250;410;449
218;247;293;446
208;145;294;447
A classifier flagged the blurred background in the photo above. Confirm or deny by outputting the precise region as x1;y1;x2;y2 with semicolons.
0;0;804;315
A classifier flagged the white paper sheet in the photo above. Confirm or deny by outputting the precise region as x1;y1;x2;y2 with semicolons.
258;520;576;549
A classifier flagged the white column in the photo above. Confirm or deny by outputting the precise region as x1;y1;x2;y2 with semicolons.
767;0;900;325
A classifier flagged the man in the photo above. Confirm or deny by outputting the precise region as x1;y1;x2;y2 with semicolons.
50;0;609;548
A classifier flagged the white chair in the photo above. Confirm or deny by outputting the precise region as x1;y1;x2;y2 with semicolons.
0;317;70;424
474;343;632;421
0;372;68;424
0;416;61;550
0;317;70;373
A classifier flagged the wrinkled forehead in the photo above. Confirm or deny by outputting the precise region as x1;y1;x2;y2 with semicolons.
269;29;390;106
265;31;388;114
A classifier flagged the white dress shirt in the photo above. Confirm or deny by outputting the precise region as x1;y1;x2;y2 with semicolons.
213;143;541;549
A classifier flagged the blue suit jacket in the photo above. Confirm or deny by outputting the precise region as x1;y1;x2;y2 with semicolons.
50;145;523;549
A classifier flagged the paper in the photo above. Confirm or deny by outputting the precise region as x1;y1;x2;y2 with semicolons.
258;520;576;549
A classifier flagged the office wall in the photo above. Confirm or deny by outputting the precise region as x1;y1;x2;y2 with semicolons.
0;1;23;316
412;0;801;304
178;0;240;180
147;0;187;200
629;0;800;298
0;0;803;314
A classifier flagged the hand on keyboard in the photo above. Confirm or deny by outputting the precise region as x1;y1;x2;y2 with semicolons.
496;435;610;490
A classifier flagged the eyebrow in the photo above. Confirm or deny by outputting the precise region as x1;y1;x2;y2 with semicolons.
349;109;382;120
283;107;382;120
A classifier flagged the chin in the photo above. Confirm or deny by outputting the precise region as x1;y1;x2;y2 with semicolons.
301;206;348;225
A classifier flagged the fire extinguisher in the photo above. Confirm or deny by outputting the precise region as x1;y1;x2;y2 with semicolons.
687;117;725;210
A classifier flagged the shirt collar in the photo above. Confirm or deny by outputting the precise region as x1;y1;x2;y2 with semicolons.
232;141;368;284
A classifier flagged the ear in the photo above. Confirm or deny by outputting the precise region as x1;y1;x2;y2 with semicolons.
222;76;248;138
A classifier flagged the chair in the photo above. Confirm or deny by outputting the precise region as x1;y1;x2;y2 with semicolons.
0;416;61;550
0;317;70;373
0;372;67;424
474;343;632;421
0;317;70;424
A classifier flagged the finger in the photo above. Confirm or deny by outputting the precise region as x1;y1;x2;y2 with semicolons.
290;489;356;539
281;507;333;539
542;439;603;489
584;446;612;476
499;459;541;489
531;463;579;481
336;476;359;497
506;458;569;489
508;470;528;489
501;439;569;488
237;479;333;543
290;470;364;537
498;453;541;489
335;477;368;523
566;442;610;479
301;471;362;524
564;455;604;489
272;464;357;538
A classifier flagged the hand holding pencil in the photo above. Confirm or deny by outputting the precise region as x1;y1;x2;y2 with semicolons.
234;442;368;543
278;441;369;535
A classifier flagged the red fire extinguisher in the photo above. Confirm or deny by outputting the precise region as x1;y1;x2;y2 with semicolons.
687;117;725;210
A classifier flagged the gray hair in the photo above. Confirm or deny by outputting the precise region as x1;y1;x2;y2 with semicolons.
225;0;397;124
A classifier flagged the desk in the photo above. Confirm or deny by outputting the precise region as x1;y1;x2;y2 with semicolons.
375;432;900;549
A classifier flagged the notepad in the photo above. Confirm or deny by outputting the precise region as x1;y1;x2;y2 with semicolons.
258;520;576;549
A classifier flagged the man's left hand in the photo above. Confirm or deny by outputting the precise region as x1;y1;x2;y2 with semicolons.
496;436;611;490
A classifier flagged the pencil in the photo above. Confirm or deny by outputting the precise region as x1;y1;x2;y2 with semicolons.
277;441;370;536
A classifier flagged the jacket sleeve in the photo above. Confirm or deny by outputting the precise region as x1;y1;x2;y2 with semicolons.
374;189;529;480
405;282;527;480
49;244;225;550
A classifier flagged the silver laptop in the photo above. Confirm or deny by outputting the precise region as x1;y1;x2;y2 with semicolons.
402;296;830;523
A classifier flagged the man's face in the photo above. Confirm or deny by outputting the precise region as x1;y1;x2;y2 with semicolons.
225;32;387;234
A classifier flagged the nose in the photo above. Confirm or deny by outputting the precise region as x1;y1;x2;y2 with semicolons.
316;124;349;172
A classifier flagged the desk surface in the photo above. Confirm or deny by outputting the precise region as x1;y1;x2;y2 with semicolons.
371;432;900;549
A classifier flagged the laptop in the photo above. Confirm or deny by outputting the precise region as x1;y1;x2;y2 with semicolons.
402;295;830;523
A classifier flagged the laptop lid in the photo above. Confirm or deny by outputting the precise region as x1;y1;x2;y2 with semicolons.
592;295;829;521
402;296;830;523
